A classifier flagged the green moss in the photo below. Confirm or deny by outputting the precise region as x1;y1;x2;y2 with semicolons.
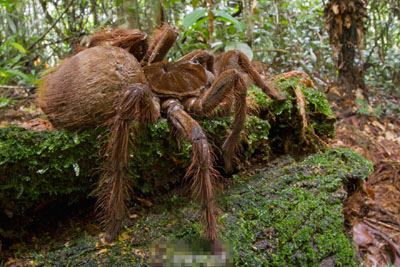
0;126;100;217
19;148;372;266
249;76;336;155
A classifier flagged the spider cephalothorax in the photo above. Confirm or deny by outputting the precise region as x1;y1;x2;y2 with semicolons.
38;24;285;242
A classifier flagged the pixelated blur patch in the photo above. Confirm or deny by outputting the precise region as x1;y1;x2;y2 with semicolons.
149;238;233;266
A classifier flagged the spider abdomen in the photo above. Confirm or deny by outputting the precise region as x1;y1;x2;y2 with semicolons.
38;46;147;130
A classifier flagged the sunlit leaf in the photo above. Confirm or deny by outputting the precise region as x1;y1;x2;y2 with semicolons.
214;10;246;31
182;8;207;30
191;0;200;8
5;14;16;33
309;48;317;62
0;98;11;108
72;163;80;176
12;42;27;54
5;69;34;82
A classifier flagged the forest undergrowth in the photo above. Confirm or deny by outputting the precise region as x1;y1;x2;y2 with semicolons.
0;77;399;266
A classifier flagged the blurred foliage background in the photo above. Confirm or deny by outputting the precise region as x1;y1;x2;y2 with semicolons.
0;0;399;116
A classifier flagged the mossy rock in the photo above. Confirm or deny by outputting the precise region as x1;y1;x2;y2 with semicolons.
9;148;372;266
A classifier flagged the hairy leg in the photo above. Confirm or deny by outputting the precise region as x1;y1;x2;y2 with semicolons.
219;50;286;100
177;49;216;74
75;29;148;61
96;83;160;242
183;69;247;173
141;24;179;66
163;99;219;240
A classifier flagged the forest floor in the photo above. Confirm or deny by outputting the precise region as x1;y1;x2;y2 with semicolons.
1;84;400;266
327;95;400;266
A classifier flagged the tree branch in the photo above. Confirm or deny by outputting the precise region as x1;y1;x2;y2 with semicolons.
27;0;75;51
38;0;66;39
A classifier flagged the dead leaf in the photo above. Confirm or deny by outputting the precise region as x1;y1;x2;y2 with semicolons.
97;248;109;255
328;85;341;96
129;213;138;219
4;209;13;218
23;118;54;131
364;185;375;200
136;197;153;207
353;221;376;247
332;4;340;14
344;14;352;29
349;116;359;128
372;120;386;132
118;231;130;242
388;241;400;267
385;131;397;142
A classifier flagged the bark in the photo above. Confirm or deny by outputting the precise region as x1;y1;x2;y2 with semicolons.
324;0;368;100
337;20;364;99
244;0;255;47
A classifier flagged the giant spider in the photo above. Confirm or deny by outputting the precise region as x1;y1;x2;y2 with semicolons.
38;24;285;242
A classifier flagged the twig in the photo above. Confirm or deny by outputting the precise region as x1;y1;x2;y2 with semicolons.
364;217;400;232
365;17;393;67
38;0;66;39
0;85;36;89
27;0;75;51
364;220;400;257
232;1;243;17
253;48;289;54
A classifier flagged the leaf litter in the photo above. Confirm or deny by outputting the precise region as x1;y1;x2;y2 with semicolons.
330;108;400;266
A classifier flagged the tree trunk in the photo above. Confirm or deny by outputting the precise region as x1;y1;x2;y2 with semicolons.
207;0;214;44
244;0;255;47
337;18;365;99
116;0;140;29
324;0;368;100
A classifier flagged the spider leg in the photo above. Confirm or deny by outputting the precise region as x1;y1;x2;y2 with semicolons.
163;99;219;241
97;83;160;242
219;50;286;100
141;24;179;66
184;51;286;173
183;69;246;173
177;49;216;74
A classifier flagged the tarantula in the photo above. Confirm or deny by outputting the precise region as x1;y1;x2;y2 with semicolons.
38;24;285;242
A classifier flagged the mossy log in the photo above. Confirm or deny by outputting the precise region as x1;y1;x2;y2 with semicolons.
8;148;373;266
0;74;335;235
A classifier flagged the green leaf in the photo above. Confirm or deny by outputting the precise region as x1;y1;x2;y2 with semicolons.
214;10;246;31
5;69;33;82
37;167;49;174
225;42;253;61
72;163;80;176
5;14;16;33
309;48;317;63
0;98;11;108
182;8;207;30
191;0;200;8
12;42;27;54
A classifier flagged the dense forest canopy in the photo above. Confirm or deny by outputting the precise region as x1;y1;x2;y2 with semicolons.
1;0;399;112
